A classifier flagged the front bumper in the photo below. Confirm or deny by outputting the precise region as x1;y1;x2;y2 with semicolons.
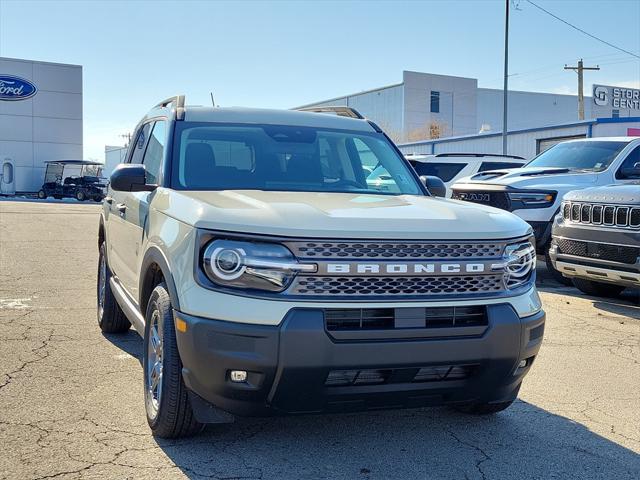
175;305;545;418
550;221;640;288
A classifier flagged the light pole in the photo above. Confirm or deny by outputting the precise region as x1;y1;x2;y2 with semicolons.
502;0;509;155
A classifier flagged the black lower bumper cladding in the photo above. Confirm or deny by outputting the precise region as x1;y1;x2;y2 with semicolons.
175;305;545;419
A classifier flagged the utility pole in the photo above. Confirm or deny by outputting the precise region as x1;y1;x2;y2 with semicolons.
502;0;509;154
564;59;600;120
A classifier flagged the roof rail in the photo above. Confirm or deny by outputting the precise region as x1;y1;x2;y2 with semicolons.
155;95;186;120
295;105;364;119
433;153;525;160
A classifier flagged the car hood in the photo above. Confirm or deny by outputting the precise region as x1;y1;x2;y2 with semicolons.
452;167;599;190
564;182;640;204
152;189;530;240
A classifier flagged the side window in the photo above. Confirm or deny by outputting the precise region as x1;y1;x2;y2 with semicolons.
142;121;166;184
616;146;640;179
128;123;152;165
478;161;523;172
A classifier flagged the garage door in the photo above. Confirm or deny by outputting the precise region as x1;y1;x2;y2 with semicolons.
537;134;586;154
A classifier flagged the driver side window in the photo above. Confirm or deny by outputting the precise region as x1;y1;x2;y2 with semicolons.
616;146;640;179
128;123;152;165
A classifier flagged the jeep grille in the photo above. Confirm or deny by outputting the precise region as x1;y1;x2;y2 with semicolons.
562;201;640;230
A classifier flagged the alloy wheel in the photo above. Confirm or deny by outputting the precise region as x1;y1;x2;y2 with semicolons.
145;309;164;419
98;253;106;319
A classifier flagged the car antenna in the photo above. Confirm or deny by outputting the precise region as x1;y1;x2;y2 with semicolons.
210;92;216;107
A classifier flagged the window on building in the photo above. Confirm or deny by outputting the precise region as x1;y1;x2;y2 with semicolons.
612;109;620;118
430;91;440;113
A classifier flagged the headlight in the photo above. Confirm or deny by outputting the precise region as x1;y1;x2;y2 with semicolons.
502;238;536;289
202;239;316;292
508;192;556;207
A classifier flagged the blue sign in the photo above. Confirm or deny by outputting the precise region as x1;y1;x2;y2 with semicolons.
0;75;37;101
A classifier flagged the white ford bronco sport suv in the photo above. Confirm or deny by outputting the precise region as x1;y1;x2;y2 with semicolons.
97;97;545;438
451;137;640;283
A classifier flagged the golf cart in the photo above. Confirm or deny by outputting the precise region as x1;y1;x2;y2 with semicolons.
38;160;107;202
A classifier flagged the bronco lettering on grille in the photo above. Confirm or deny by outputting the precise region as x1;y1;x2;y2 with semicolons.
324;262;488;275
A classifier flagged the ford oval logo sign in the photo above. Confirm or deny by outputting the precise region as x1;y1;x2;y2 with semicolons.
0;75;37;101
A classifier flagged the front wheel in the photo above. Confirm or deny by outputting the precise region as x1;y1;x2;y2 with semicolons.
143;283;203;438
76;190;86;201
572;278;625;298
37;190;47;199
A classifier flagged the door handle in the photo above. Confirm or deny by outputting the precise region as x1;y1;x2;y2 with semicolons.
116;203;127;214
104;196;113;204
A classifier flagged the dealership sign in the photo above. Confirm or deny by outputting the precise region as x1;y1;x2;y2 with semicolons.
593;84;640;111
0;75;37;101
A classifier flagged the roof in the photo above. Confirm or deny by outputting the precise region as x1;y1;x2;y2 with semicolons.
182;106;376;132
44;160;103;166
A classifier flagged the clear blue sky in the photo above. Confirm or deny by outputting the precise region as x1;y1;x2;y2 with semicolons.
1;0;639;161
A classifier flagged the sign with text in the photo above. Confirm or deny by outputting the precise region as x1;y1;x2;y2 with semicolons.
0;75;37;101
593;84;640;111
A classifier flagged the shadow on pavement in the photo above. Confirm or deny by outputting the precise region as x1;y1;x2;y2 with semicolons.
103;326;639;480
103;330;143;366
147;401;639;480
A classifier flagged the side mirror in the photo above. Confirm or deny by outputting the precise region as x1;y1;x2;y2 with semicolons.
619;161;640;179
110;164;156;192
420;175;447;198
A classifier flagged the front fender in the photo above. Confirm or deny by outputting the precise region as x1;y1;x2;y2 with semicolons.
139;246;181;311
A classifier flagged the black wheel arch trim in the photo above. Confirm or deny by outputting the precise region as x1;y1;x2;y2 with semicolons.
140;246;181;312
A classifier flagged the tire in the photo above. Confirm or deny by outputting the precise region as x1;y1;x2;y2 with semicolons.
76;191;86;201
144;283;203;438
97;243;131;333
544;246;572;285
572;277;625;298
37;190;47;199
94;196;102;202
454;399;516;415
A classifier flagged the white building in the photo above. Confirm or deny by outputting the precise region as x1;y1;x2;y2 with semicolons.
296;70;627;143
104;145;128;178
0;57;82;193
398;116;640;160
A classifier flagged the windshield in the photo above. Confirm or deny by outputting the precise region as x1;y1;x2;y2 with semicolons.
171;123;423;195
526;141;628;172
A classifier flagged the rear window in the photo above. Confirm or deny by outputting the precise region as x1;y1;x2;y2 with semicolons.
478;161;523;172
410;161;466;182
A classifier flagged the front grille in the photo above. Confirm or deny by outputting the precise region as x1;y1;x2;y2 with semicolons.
556;238;640;264
287;241;503;259
325;364;478;387
451;191;510;210
291;275;504;296
325;306;487;331
562;201;640;229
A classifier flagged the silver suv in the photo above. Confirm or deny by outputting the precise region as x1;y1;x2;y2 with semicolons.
97;97;545;438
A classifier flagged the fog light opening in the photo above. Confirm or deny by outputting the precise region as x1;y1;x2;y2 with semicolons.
229;370;248;383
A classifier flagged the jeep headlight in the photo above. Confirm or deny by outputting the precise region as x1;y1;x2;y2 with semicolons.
503;238;536;289
202;239;316;292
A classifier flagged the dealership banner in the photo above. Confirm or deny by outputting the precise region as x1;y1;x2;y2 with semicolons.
593;84;640;112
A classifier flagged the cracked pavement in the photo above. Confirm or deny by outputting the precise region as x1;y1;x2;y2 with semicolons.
1;200;639;479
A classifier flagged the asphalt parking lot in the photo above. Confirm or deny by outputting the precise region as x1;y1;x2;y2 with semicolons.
0;200;638;480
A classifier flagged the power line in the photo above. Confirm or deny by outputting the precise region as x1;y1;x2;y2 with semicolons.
525;0;640;60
